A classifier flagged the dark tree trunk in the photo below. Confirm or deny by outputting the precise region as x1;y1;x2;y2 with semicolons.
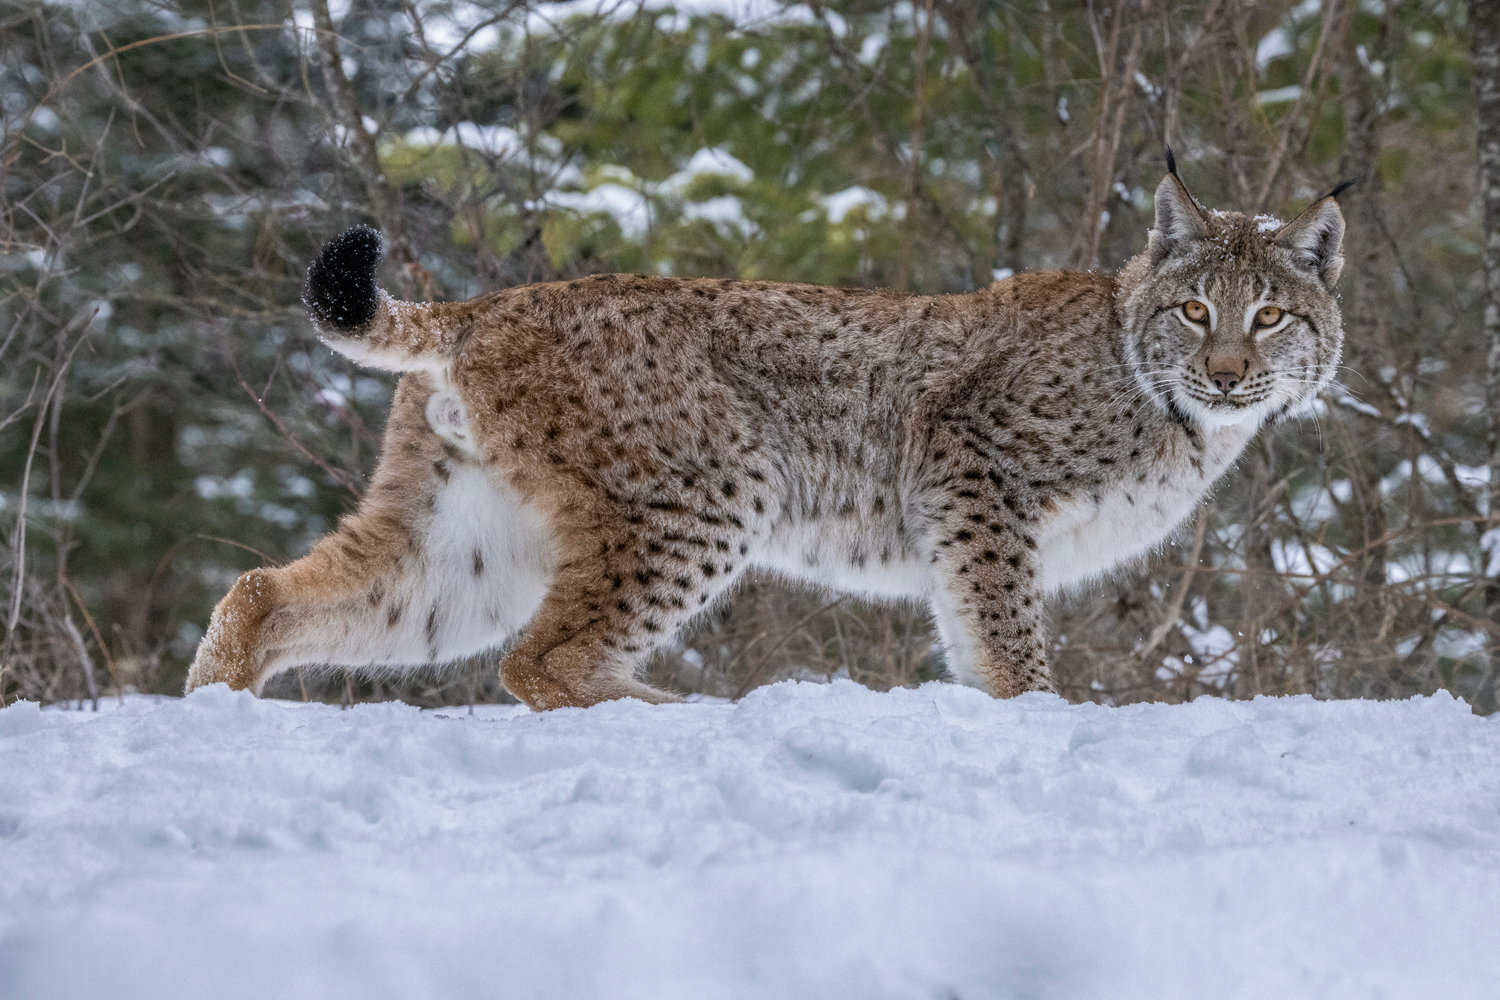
1337;0;1395;690
1473;0;1500;714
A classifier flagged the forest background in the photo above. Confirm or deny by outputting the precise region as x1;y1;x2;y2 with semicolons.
3;0;1496;712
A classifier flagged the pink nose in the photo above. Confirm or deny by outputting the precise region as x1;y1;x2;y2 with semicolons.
1210;371;1241;394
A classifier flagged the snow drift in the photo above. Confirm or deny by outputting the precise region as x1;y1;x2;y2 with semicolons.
2;681;1498;999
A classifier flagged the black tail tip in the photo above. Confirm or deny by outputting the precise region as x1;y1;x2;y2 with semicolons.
1165;145;1178;177
303;225;384;331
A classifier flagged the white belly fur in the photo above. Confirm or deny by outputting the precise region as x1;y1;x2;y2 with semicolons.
1037;426;1252;592
751;519;931;600
1037;483;1199;592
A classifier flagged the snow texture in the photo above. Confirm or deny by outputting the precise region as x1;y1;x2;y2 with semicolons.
1256;27;1294;68
545;181;653;240
820;185;891;223
1481;527;1500;577
676;146;754;185
2;681;1498;999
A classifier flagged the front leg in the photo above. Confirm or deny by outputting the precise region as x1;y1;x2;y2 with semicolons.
925;495;1055;698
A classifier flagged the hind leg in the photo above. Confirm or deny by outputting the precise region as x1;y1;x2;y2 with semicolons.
184;545;416;695
186;466;552;694
499;516;750;710
187;383;555;694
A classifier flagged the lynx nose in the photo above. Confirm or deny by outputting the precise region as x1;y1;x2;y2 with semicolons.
1210;370;1242;394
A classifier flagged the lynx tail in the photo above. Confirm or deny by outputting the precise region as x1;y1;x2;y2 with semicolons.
303;226;450;374
304;224;384;332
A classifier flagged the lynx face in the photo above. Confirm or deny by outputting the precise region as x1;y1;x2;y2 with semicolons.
1121;174;1346;432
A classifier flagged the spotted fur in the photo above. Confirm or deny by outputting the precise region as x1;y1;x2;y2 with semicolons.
186;170;1347;708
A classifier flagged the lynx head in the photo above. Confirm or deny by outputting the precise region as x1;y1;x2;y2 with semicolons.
1117;161;1348;431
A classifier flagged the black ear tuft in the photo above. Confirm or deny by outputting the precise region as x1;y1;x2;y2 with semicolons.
1165;146;1178;177
303;225;384;331
1325;177;1359;201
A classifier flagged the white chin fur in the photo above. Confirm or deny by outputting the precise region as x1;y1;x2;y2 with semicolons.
1180;395;1262;431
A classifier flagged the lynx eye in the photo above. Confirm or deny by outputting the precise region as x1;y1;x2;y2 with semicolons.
1255;305;1284;328
1181;300;1209;323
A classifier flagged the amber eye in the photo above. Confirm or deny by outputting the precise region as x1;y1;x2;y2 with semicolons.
1256;305;1284;328
1182;300;1209;323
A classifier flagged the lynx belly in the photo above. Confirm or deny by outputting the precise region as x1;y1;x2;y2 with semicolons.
752;518;931;599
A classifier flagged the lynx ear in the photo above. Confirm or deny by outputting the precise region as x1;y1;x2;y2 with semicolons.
1274;197;1345;290
1148;173;1208;264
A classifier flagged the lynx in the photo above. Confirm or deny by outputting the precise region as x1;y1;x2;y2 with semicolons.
186;158;1348;709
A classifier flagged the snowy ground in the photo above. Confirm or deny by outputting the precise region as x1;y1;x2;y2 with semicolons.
2;681;1498;1000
